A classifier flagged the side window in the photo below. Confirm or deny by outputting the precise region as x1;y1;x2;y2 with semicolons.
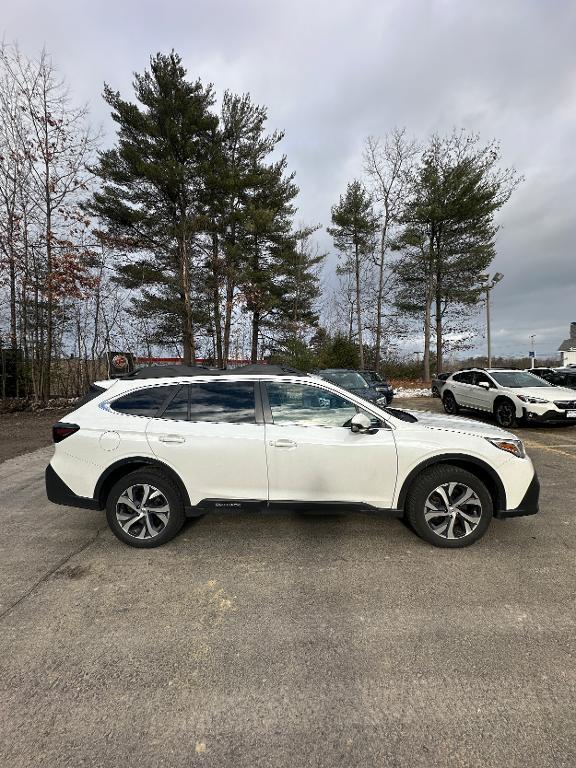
266;382;357;427
110;385;177;417
452;372;473;384
474;373;494;388
188;382;256;424
159;385;189;421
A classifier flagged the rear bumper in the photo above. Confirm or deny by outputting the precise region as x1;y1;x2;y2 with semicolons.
496;472;540;518
45;464;101;510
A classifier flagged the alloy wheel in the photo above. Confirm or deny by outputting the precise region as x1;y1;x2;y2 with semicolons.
115;483;170;540
424;482;482;540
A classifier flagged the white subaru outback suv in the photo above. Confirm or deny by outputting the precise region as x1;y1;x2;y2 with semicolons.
442;368;576;428
46;365;539;549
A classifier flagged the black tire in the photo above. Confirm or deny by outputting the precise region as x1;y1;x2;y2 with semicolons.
494;398;517;429
405;464;493;548
106;468;186;548
443;391;460;415
431;386;439;398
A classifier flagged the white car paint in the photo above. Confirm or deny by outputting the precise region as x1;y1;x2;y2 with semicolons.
49;373;536;518
443;369;576;421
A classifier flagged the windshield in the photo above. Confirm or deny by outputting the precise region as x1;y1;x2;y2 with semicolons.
322;371;369;389
490;371;550;388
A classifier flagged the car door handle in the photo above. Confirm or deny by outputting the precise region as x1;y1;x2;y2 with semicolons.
269;439;297;449
158;434;185;444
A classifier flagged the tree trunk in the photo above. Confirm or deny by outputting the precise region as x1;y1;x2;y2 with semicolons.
250;309;260;364
223;276;234;367
355;243;364;368
423;289;432;382
374;224;386;370
435;289;443;375
211;233;223;368
179;240;195;365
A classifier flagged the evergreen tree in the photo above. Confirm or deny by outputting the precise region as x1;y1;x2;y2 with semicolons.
394;132;520;376
328;181;378;368
87;52;217;364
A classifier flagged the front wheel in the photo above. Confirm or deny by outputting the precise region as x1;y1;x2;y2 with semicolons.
106;469;186;548
443;391;459;415
405;465;493;548
494;399;517;429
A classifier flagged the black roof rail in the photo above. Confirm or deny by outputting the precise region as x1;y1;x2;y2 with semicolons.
116;363;307;380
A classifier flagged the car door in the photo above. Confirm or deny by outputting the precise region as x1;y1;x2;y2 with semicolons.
145;380;267;506
469;372;497;411
450;372;475;406
263;380;398;509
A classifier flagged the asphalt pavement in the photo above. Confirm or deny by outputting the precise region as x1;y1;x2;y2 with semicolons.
0;399;575;768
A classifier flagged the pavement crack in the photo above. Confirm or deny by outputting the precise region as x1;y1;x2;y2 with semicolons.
0;528;101;623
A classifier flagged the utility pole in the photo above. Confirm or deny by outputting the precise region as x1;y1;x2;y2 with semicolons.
479;272;504;367
529;334;536;368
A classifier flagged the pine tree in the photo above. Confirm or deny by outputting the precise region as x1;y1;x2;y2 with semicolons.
87;52;217;364
328;181;378;368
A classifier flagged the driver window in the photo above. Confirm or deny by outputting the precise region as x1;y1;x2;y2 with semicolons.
265;382;358;427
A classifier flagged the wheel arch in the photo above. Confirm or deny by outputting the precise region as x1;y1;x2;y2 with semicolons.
493;394;521;417
94;457;192;510
396;454;507;513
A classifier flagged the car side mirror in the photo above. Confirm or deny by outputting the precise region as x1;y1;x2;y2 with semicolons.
350;412;377;434
478;381;490;390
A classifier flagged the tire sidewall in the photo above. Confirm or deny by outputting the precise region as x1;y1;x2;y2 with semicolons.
443;391;458;414
494;398;516;429
406;465;493;548
106;469;185;548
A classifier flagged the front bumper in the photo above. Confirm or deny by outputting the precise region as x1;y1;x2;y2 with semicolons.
496;472;540;518
523;408;576;424
45;464;100;510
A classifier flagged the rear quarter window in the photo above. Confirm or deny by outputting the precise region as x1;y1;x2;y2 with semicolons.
110;386;178;417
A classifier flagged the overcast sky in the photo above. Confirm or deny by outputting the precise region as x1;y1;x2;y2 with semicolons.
4;0;575;359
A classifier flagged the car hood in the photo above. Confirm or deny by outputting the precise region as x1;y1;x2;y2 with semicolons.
509;386;575;400
399;409;517;439
348;387;382;400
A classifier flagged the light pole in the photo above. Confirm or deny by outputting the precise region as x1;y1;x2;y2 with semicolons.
529;334;536;368
479;272;504;367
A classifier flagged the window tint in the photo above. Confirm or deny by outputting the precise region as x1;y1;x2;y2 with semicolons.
266;382;357;427
452;372;474;384
474;373;494;387
188;382;255;424
160;385;189;421
110;385;177;417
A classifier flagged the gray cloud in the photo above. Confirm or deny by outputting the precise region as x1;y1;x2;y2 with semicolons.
4;0;575;358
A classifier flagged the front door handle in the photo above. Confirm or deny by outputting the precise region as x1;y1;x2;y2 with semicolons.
270;439;297;449
158;434;185;444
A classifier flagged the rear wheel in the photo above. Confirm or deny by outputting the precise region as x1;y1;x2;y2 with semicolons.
494;398;517;429
106;469;185;548
405;465;493;548
443;391;459;415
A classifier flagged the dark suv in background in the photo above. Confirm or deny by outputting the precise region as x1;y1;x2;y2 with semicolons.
316;369;391;407
358;370;394;404
529;367;576;390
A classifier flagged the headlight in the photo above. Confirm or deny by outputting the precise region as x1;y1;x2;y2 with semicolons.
486;437;526;458
517;395;548;404
376;396;388;405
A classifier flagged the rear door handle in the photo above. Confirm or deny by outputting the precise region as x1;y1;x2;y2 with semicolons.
158;434;185;444
270;439;297;449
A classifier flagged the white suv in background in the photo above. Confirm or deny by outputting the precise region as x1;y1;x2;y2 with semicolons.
46;365;539;549
442;368;576;428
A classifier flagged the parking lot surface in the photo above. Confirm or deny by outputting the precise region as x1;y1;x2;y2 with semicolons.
1;398;575;768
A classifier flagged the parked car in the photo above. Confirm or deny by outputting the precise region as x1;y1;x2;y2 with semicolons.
316;369;390;407
528;367;576;391
431;372;451;398
358;370;395;404
46;364;539;550
442;368;576;428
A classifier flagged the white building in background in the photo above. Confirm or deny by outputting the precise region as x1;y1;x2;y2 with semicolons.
558;322;576;365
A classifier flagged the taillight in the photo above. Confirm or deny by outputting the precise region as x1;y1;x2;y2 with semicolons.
52;423;80;443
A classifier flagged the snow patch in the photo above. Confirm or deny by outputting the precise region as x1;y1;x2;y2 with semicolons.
393;387;432;398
